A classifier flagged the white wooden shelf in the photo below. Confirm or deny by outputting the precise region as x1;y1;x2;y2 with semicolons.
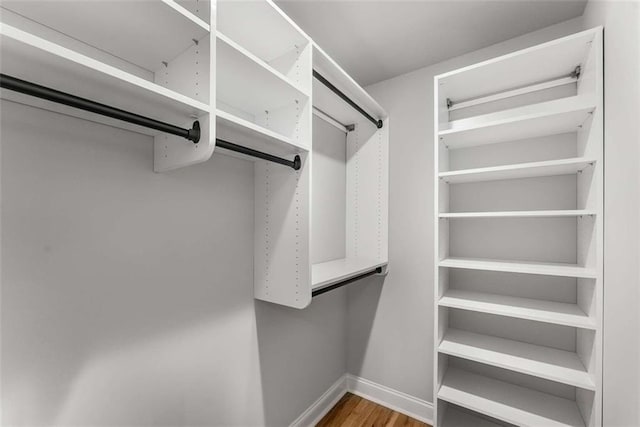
439;210;595;219
439;289;595;329
441;406;503;427
439;157;595;184
439;329;595;390
0;23;209;136
436;28;598;105
216;109;307;155
312;258;386;291
439;368;585;427
217;31;309;116
1;0;209;71
439;257;596;279
439;95;596;148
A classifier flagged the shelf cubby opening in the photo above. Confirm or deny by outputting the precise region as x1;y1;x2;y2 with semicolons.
217;0;311;92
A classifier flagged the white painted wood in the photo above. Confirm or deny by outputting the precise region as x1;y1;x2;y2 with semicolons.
439;329;595;390
0;23;210;124
439;257;596;278
439;289;595;329
439;368;585;427
440;96;595;148
441;405;503;427
439;157;595;184
1;0;210;72
312;258;387;291
216;109;307;156
439;210;595;218
436;27;599;102
216;32;309;117
449;75;577;111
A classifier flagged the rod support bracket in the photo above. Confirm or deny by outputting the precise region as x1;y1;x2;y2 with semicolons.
377;119;383;129
187;121;201;143
293;155;301;171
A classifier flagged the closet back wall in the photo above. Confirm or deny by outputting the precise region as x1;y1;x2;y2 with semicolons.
0;102;346;426
346;17;586;405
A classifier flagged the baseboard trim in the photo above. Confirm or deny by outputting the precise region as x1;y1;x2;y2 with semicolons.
289;375;348;427
346;375;433;425
290;374;433;426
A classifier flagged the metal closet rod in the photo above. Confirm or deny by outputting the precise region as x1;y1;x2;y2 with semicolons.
0;74;301;171
312;70;383;129
0;74;201;143
216;138;301;170
312;266;383;297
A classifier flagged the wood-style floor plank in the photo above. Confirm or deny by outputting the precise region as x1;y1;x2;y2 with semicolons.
316;393;431;427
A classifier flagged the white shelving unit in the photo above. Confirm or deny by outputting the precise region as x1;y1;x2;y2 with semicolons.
0;2;215;172
434;28;603;427
216;0;389;308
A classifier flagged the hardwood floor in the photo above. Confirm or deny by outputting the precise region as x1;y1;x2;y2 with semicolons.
316;393;431;427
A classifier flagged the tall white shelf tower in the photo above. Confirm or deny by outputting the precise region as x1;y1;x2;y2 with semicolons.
433;28;604;427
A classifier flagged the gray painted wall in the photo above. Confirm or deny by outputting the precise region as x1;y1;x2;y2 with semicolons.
0;101;347;426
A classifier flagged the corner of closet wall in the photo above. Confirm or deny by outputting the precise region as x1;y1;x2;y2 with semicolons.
0;0;216;172
433;27;604;427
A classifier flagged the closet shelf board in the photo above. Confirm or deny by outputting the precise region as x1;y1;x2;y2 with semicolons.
216;109;307;155
1;0;209;71
439;289;596;329
313;43;386;126
439;329;595;390
312;258;386;291
217;32;309;117
439;157;596;184
441;406;503;427
435;27;598;102
0;23;209;135
439;210;596;218
439;257;597;279
439;96;595;149
438;368;585;427
217;0;308;63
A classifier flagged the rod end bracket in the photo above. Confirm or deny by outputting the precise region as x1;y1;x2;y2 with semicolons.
293;155;301;170
188;121;201;143
376;119;383;129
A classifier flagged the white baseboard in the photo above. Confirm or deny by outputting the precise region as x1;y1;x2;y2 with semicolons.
289;375;348;427
346;375;433;425
290;374;433;427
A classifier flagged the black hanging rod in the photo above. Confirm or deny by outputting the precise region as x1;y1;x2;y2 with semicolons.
0;73;201;143
312;266;383;297
216;138;301;170
312;70;383;129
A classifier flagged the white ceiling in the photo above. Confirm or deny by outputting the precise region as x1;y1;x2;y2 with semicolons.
275;0;587;86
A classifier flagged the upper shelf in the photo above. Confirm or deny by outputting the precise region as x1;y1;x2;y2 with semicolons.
439;289;596;329
0;0;210;72
439;157;595;184
312;258;386;291
435;27;599;102
0;23;209;136
216;31;309;116
439;210;596;219
439;257;597;279
439;95;596;148
218;0;308;64
312;44;386;126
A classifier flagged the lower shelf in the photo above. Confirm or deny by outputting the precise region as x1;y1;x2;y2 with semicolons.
438;368;586;427
439;329;595;390
311;258;386;291
441;405;506;427
439;257;597;279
